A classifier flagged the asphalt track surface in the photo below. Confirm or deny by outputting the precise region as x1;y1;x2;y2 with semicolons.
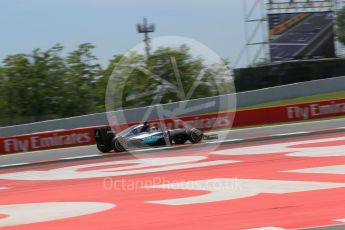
2;117;345;168
1;118;345;229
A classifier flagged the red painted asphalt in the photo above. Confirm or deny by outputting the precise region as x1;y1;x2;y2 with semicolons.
0;132;345;229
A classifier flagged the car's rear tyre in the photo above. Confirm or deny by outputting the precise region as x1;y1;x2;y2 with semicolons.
96;144;112;153
189;128;203;144
173;135;187;145
113;137;127;152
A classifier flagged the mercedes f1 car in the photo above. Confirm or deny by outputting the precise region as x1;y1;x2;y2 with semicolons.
94;122;207;153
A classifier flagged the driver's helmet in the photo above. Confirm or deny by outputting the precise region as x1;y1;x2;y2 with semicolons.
141;122;150;132
151;126;158;131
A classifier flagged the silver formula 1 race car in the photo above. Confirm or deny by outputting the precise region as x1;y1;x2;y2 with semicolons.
94;122;208;153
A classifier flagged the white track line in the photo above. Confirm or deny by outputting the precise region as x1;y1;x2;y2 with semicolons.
0;145;95;157
0;163;29;168
218;117;345;134
335;219;345;223
247;227;286;230
61;155;100;160
274;132;308;137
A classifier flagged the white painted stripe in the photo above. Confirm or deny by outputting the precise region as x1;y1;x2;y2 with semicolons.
0;202;115;227
0;163;28;168
213;136;345;157
206;139;244;144
219;117;345;134
30;129;66;135
122;138;243;152
146;179;345;206
335;219;345;223
0;158;237;180
0;145;94;157
287;165;345;174
131;146;175;152
62;155;100;160
247;227;285;230
0;139;244;168
274;132;308;137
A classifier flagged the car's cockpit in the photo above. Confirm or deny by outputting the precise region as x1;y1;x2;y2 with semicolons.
117;123;159;137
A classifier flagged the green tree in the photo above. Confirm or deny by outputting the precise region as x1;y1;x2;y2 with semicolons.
337;6;345;46
105;45;233;111
95;54;126;111
0;67;7;122
63;43;101;116
0;43;234;126
0;44;87;124
29;44;66;119
104;52;147;110
2;53;33;124
146;46;212;104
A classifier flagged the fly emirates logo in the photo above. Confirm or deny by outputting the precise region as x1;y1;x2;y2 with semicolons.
3;133;91;153
287;101;345;120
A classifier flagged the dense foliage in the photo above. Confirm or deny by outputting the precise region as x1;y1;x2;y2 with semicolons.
0;44;233;126
337;6;345;46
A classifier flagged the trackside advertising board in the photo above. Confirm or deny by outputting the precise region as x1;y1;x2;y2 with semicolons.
234;98;345;127
1;98;345;154
0;128;96;154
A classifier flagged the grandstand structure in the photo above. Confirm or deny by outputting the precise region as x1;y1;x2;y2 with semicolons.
236;0;345;67
234;0;345;93
268;0;335;13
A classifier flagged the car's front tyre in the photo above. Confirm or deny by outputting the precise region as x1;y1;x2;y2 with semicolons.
189;128;204;144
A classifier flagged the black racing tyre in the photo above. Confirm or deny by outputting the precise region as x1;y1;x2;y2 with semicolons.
113;137;127;152
173;135;187;145
189;128;204;144
96;143;112;153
